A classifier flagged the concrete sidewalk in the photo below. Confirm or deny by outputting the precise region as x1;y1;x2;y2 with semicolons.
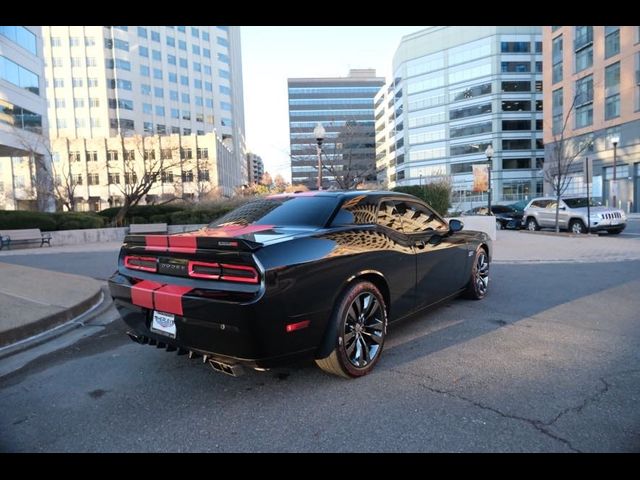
0;262;104;350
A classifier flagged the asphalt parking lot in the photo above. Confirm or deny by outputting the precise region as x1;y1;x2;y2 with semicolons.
1;234;639;451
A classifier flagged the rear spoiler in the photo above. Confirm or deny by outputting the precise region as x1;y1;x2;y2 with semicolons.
123;234;263;253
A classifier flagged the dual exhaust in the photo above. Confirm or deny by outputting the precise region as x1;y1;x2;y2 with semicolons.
126;331;244;376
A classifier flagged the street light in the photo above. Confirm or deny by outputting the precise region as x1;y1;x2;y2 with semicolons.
610;134;620;209
485;145;494;215
314;123;326;190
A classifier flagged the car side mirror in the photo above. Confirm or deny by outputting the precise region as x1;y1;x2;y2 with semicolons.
449;219;464;233
559;206;566;210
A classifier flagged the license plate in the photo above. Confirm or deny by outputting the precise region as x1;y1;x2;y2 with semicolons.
151;311;176;338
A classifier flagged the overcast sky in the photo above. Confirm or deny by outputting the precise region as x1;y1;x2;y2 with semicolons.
240;26;428;182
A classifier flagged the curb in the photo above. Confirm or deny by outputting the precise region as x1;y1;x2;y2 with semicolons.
0;285;110;359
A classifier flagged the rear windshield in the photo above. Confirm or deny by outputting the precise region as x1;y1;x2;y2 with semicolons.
209;196;340;228
563;198;602;208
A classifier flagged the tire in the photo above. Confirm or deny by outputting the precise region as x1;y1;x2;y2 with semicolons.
315;281;387;379
496;219;503;230
463;247;489;300
526;217;539;231
569;219;586;234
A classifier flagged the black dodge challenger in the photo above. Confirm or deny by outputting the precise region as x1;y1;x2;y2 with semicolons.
108;191;491;378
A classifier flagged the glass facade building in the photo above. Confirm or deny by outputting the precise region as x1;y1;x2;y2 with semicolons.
378;26;544;208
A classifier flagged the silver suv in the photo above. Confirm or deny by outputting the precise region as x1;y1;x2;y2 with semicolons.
522;196;627;234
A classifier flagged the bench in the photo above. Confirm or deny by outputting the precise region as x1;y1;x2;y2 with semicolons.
128;223;168;234
0;229;52;250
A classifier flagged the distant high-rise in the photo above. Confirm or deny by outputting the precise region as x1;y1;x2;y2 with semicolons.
246;152;264;185
42;26;246;190
287;69;384;189
543;26;640;212
0;26;52;211
379;26;544;207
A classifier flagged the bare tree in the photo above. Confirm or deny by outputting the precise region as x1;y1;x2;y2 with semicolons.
319;120;379;190
12;127;78;211
260;171;273;187
111;133;181;226
543;89;595;233
273;174;287;193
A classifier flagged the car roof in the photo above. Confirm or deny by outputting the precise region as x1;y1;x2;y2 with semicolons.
266;190;417;200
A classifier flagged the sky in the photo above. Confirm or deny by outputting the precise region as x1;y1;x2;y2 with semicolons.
240;26;428;183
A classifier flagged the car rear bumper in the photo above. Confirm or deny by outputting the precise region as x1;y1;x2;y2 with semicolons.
108;273;328;369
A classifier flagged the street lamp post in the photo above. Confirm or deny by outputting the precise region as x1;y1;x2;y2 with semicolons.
611;134;620;209
485;145;494;215
314;123;326;190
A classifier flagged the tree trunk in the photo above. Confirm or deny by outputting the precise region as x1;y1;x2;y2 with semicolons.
555;191;561;233
113;199;131;227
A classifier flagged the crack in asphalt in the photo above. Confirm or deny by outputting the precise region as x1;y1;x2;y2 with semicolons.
392;367;640;452
391;368;580;452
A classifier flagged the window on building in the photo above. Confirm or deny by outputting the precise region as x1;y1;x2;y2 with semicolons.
182;170;194;182
501;100;531;112
501;41;530;53
87;173;100;185
502;158;531;169
181;148;193;159
501;81;530;92
107;150;118;161
552;35;563;84
501;62;531;73
502;139;532;150
502;120;531;131
605;27;620;58
108;173;120;184
197;148;209;159
605;61;621;120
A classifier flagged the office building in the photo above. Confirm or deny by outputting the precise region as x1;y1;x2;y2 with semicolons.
288;69;384;189
41;26;246;192
379;26;544;209
246;152;264;185
543;26;640;212
0;26;52;211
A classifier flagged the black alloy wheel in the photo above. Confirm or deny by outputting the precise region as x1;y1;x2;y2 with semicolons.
463;247;490;300
315;281;387;378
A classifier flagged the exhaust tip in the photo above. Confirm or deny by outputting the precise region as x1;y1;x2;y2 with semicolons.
188;350;201;360
126;332;141;343
208;359;244;377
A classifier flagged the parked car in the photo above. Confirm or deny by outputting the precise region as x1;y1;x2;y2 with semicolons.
108;191;492;379
464;205;523;230
522;196;626;234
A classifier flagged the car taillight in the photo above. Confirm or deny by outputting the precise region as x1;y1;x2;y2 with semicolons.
124;255;157;272
187;261;259;284
188;260;222;279
220;263;260;284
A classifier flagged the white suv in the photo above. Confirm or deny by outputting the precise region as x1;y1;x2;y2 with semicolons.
522;196;626;234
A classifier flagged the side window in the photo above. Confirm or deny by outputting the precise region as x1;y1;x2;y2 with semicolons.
531;200;550;208
546;201;558;210
330;195;378;227
377;200;404;233
395;201;448;234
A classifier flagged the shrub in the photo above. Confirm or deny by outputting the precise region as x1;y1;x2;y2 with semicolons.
53;212;105;230
393;181;451;217
0;210;58;231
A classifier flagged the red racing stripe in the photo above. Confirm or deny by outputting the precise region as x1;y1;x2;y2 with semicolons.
153;285;193;316
145;235;169;252
168;235;197;254
131;280;164;310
